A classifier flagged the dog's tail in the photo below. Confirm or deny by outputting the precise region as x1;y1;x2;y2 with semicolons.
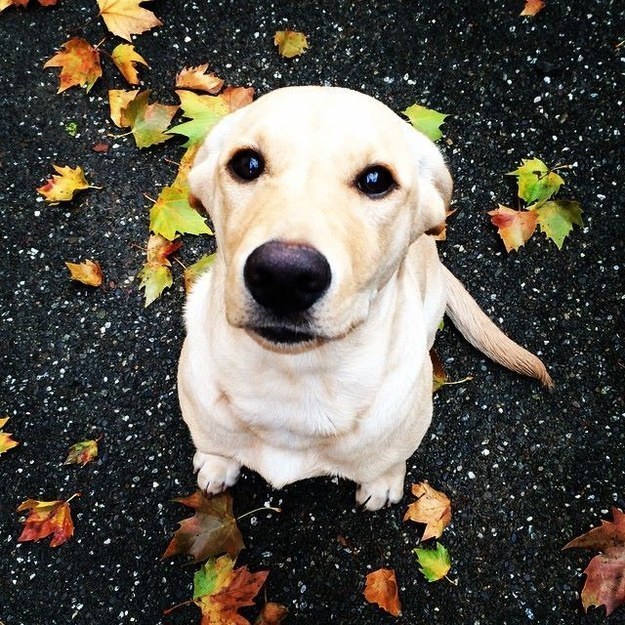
443;267;554;388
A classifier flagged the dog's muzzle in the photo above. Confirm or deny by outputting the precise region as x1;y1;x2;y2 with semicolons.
243;240;331;344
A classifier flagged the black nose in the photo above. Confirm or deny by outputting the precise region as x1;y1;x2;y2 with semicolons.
244;241;331;314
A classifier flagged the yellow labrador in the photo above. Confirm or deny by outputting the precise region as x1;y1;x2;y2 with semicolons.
178;86;552;511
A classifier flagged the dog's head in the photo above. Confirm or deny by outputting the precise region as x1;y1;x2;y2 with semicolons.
188;86;452;350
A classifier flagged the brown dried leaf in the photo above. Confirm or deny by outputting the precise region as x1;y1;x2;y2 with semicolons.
404;481;452;541
363;568;402;616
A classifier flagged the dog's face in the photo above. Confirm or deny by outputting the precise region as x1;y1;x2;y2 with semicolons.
188;86;451;350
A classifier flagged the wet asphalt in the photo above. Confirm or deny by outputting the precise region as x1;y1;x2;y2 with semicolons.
0;1;623;624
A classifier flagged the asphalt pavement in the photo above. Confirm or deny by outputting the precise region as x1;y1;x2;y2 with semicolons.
0;1;623;624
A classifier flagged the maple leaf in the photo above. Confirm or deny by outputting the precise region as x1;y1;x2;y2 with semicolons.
122;90;178;148
507;158;564;205
44;38;102;94
403;103;449;142
563;508;625;615
111;43;149;85
149;184;212;241
363;568;402;617
176;64;224;94
37;165;98;204
163;490;244;562
138;234;181;307
108;88;139;128
168;87;254;147
488;204;538;252
184;254;216;293
254;602;288;624
0;416;19;454
97;0;162;41
535;199;584;249
414;542;451;582
193;555;268;625
430;348;448;392
17;494;79;547
520;0;545;16
65;259;104;287
404;482;452;540
64;439;99;466
1;0;56;12
274;30;309;58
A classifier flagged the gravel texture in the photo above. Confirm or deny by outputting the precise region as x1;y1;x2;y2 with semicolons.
0;1;623;624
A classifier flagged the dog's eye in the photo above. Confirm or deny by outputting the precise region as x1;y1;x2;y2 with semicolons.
229;149;265;181
356;166;395;197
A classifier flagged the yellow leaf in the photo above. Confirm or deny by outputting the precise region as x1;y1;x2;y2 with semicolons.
274;30;309;58
43;38;102;93
36;165;96;204
175;64;224;94
97;0;162;41
0;417;19;455
138;235;182;307
108;89;139;127
488;204;538;252
404;481;452;541
111;43;149;85
65;260;104;287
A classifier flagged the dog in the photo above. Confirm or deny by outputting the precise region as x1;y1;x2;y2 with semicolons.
178;86;553;511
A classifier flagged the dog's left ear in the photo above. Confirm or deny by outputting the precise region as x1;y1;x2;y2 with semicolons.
408;128;453;239
188;193;205;214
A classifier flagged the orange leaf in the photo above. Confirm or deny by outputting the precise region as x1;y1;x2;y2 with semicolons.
520;0;545;16
564;508;625;615
43;38;102;94
1;0;56;12
65;259;104;287
36;164;96;204
254;602;288;624
17;494;79;547
363;568;402;617
64;439;99;466
0;417;19;454
220;86;255;111
488;204;538;252
108;89;139;128
111;43;149;85
175;64;224;94
274;30;309;58
404;481;452;541
97;0;162;41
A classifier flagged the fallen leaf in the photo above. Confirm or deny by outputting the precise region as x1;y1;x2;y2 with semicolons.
563;508;625;615
192;555;268;625
37;165;97;204
403;103;448;142
0;416;19;454
65;260;104;287
17;494;79;547
254;602;288;624
274;30;309;58
414;542;451;582
430;348;447;392
507;158;564;204
363;568;402;617
488;204;538;252
184;254;216;293
168;87;254;147
162;490;244;562
122;90;178;148
431;208;456;241
138;234;181;307
111;43;149;85
520;0;545;16
64;439;99;466
108;88;139;128
149;184;212;241
97;0;162;41
175;64;224;94
43;37;102;94
535;199;584;249
1;0;56;13
92;141;110;153
404;481;452;540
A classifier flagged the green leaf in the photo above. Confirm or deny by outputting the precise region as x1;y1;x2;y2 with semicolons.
149;186;212;241
139;264;173;307
507;158;564;204
414;542;451;582
64;439;98;466
168;90;230;147
123;90;178;149
402;104;448;142
535;200;584;249
184;253;216;292
193;555;235;600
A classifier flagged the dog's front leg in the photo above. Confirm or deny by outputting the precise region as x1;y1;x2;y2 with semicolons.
355;462;406;511
193;450;241;495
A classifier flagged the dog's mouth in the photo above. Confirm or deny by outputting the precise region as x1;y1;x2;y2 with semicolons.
249;325;317;344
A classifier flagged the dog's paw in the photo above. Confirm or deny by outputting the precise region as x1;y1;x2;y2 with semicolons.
355;465;406;511
193;451;241;495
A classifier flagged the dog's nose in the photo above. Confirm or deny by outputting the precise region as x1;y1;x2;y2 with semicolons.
244;241;331;314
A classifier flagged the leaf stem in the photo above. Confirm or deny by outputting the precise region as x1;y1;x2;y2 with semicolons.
442;376;474;386
107;130;133;139
237;506;282;521
65;493;81;505
162;598;195;616
143;193;157;203
445;575;458;586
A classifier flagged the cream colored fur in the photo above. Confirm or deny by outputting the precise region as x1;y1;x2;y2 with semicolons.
178;86;552;511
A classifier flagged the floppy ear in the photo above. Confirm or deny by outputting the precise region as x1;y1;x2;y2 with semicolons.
408;128;453;239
